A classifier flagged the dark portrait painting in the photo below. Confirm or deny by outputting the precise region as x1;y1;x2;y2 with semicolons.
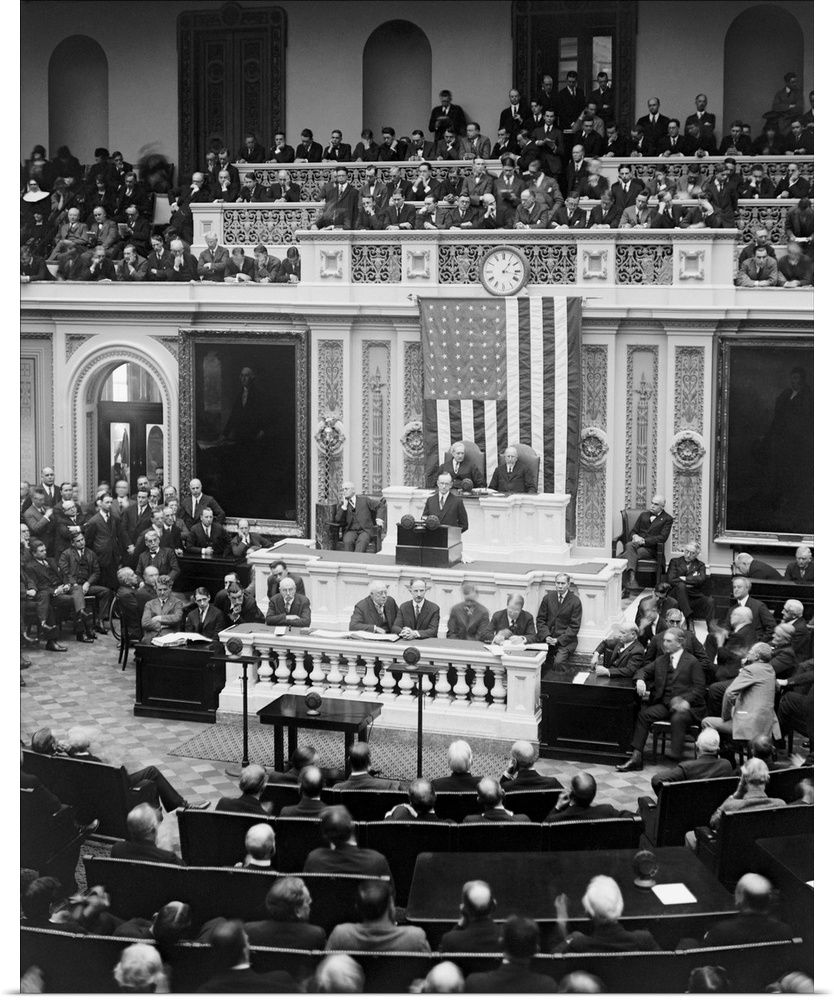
179;331;309;533
715;338;813;540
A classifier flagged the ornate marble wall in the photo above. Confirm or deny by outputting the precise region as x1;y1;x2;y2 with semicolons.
625;345;659;509
670;345;707;551
576;345;609;548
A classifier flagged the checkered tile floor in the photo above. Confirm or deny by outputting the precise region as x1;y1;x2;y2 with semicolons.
20;593;682;854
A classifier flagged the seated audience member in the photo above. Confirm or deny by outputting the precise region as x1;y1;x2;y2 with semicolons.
57;533;110;639
545;773;620;822
314;954;365;993
135;565;160;616
235;173;268;203
461;777;532;823
775;162;810;200
687;759;785;848
270;169;301;203
212;168;239;201
442;192;480;230
745;733;791;773
113;899;197;944
500;740;561;790
223;246;256;282
780;599;811;660
228;518;265;558
116;244;147;281
349;579;398;634
433;740;481;791
619;189;656;228
666;541;715;624
696;873;793;947
649;727;732;795
186;507;230;557
587;190;621;228
513;187;547;229
236;133;267;163
740;165;776;199
72;244;116;281
553;876;660;952
548;192;587;229
356;194;383;230
777;241;813;287
334;741;401;791
224;582;265;625
145;234;172;281
650;190;679;228
280;764;327;816
185;586;226;642
617;628;706;772
257;559;306;599
385;777;452;822
393;577;440;640
20;876;93;933
489;445;537;493
195;919;300;992
776;662;813;755
718;120;753;156
464;916;555;993
489;592;537;645
135;529;179;584
592;622;644;678
216;764;269;814
326;880;429;953
245;877;326;949
439;881;501;953
111;804;183;864
766;972;814;994
278;245;302;281
683;121;717;157
786;197;813;255
536;574;583;669
685;966;732;992
265;576;311;627
267;132;295;163
114;566;143;641
24;539;77;649
702;641;778;743
446;583;492;641
48;206;88;259
141;574;184;642
733;551;781;580
478;192;502;229
112;943;170;993
197;232;229;281
769;623;798;679
785;545;813;583
302;806;393;879
20;244;51;282
790;778;814;806
237;823;276;869
380;189;416;230
334;479;384;552
269;744;320;785
409;161;443;202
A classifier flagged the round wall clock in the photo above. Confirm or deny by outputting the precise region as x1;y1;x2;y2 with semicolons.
479;245;530;296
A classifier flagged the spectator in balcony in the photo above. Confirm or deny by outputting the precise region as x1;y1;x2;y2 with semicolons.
786;198;813;255
492;127;515;161
253;244;282;282
168;238;198;282
737;229;776;268
784;546;813;584
548;192;587;229
235;133;266;163
460;157;495;206
409;161;442;202
112;205;150;259
525;159;562;210
72;244;116;281
476;192;501;231
143;234;170;282
459;121;491;159
269;168;301;203
212;168;239;202
625;122;650;156
682;121;717;157
267;131;295;163
171;171;211;210
513;188;546;229
321;129;351;162
414;194;441;231
737;245;778;287
355;194;382;231
575;114;604;157
740;165;776;199
236;173;268;203
684;94;716;134
499;87;529;140
515;130;541;174
778;241;813;287
523;99;545;135
588;190;621;229
295;128;323;163
279;246;301;283
702;168;739;227
599;122;625;158
442;192;480;230
47;207;88;260
429;89;466;137
752;123;786;156
573;101;606;138
775;162;811;199
223;246;256;282
784;118;813;155
718;120;753;156
619;189;655;229
771;72;804;134
405;129;435;161
115;171;151;221
530;109;565;178
196;232;229;282
577;157;609;199
799;90;814;129
374;126;404;162
83;204;119;259
636;97;670;155
357;165;387;214
20;244;51;282
381;189;416;230
436;126;461;161
351;127;379;162
650;191;681;229
611;163;645;215
655;118;685;156
565;144;587;195
495;156;524;223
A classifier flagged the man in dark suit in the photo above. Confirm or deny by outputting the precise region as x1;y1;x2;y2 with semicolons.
429;89;466;137
349;580;398;634
265;577;311;628
405;129;436;161
145;234;173;281
590;72;615;121
196;920;300;993
545;773;621;821
84;493;129;591
621;493;673;594
531;110;564;178
179;479;225;531
279;765;328;818
556;71;586;130
23;488;56;556
244;876;327;950
360;165;390;214
610;163;646;217
617;628;706;770
295;128;323;163
216;764;269;815
499;741;562;791
488;445;537;493
266;132;295;163
429;440;485;490
432;740;481;791
702;167;739;229
334;480;383;552
221;582;266;627
57;534;110;637
499;88;529;140
302;805;392;879
464;916;555;993
110;804;184;864
269;169;301;203
489;593;537;645
779;599;811;661
228;518;266;559
321;129;352;162
185;587;227;642
649;727;732;795
380;189;416;230
121;487;154;551
667;541;715;625
734;552;781;581
636;97;671;155
315;165;359;229
223;246;257;282
185;508;230;558
592;622;645;679
422;472;469;532
114;205;150;257
441;193;481;230
724;576;777;640
683;93;716;134
392;578;440;639
439;880;501;953
408;162;443;203
385;778;453;822
446;583;492;642
462;778;532;823
536;574;583;669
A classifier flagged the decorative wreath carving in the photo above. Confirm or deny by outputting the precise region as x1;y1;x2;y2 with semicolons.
669;430;706;472
579;426;609;468
400;420;424;460
314;416;346;456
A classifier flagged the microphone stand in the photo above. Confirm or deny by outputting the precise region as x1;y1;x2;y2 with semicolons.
402;663;440;777
210;649;263;779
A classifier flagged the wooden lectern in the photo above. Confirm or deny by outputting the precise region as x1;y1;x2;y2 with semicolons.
396;524;462;567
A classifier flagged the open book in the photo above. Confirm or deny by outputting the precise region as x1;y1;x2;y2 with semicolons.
151;632;213;647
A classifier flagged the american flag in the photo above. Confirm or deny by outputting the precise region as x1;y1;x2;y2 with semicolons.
421;297;581;529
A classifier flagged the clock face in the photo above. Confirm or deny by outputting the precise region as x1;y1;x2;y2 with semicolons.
479;246;529;296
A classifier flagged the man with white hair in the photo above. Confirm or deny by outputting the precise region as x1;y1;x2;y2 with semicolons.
196;231;229;281
422;961;465;993
500;740;561;789
621;494;673;594
349;580;398;633
702;642;779;743
266;576;311;628
167;238;199;281
592;621;644;678
785;545;813;582
708;758;786;831
666;540;715;625
733;551;781;580
111;803;183;864
650;727;732;793
430;440;486;490
432;740;480;791
769;622;798;678
240;823;276;869
781;599;811;660
553;875;660;952
723;575;777;641
314;954;365;993
705;605;757;715
438;881;501;953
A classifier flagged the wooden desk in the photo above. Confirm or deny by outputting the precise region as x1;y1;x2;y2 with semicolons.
177;556;251;597
134;643;226;722
754;834;813;946
257;693;383;771
540;663;638;764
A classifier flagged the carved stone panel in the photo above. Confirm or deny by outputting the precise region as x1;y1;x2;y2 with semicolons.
576;345;609;548
317;340;344;503
402;341;424;488
362;341;391;496
625;346;658;509
671;346;706;550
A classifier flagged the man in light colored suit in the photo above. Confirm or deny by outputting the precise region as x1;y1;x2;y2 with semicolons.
48;207;88;259
459;123;492;160
392;579;440;640
701;643;779;744
619;190;656;229
84;205;119;258
141;575;184;642
460;158;496;207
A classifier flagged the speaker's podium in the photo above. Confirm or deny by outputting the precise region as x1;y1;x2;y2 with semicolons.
396;523;463;568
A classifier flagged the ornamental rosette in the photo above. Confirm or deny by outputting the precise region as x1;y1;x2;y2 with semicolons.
669;430;706;472
400;420;424;460
578;427;609;468
314;416;346;456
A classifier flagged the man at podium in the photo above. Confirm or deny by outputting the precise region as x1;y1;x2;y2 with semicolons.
422;473;469;532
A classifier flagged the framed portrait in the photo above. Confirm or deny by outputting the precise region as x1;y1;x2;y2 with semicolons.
713;336;813;544
178;329;309;535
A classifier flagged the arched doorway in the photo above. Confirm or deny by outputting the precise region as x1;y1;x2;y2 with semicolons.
97;363;164;493
723;6;803;133
48;35;109;158
363;21;431;139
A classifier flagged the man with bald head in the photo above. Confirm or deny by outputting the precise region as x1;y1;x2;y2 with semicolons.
488;446;537;493
266;577;311;628
216;764;269;815
385;778;452;823
649;727;732;794
621;494;673;594
705;605;757;715
701;873;793;946
334;480;384;552
489;593;537;645
430;440;485;490
241;824;276;869
500;740;561;790
439;880;501;953
784;545;813;582
733;551;781;581
546;773;620;821
178;478;225;531
592;622;644;679
462;778;532;823
349;580;398;633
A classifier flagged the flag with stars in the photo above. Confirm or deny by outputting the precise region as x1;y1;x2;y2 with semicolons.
420;297;581;531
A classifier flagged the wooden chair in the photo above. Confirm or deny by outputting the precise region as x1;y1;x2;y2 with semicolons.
649;720;701;762
337;788;409;821
502;789;561;822
544;815;643;851
511;441;541;492
433;791;480;822
612;509;667;587
364;820;454;907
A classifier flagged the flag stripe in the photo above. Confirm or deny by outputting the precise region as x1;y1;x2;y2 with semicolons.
460;399;475;445
505;299;520;447
516;298;531;448
473;402;486;460
484;400;499;477
541;297;556;491
437;399;451;459
529;297;545;492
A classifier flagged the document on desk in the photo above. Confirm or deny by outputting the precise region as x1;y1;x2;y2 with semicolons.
652;883;697;905
572;671;590;685
525;642;551;651
273;626;288;636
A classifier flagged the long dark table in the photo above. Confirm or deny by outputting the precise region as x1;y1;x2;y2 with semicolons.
539;663;638;763
753;834;814;949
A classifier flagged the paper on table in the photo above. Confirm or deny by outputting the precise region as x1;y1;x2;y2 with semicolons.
807;880;814;888
484;644;505;656
652;883;697;905
273;626;288;636
572;671;590;684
